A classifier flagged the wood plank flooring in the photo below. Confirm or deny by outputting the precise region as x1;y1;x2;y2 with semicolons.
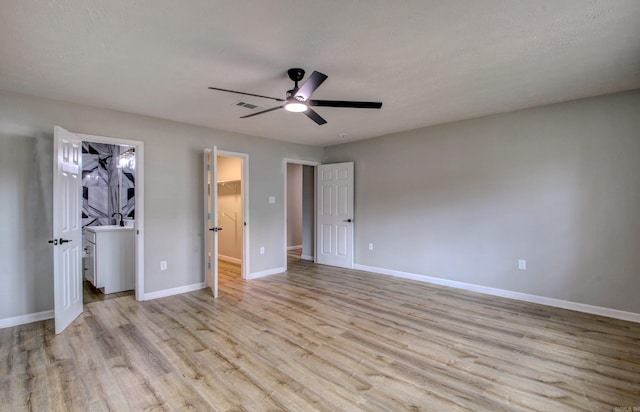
83;280;134;304
2;257;640;411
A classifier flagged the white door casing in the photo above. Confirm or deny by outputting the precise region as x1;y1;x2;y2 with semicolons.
283;158;320;270
316;162;354;269
77;132;144;301
53;126;83;334
204;148;219;297
217;150;250;280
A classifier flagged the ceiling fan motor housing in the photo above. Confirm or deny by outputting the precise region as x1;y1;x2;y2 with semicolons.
286;89;305;102
287;68;305;82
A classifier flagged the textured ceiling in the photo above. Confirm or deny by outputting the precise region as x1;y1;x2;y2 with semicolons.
1;0;639;146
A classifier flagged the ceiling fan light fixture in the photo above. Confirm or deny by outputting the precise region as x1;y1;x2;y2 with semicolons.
209;68;382;125
284;101;308;112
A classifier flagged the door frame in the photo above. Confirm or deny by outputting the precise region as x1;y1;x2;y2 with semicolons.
203;147;218;296
283;158;320;271
218;150;250;280
205;149;249;293
78;133;145;301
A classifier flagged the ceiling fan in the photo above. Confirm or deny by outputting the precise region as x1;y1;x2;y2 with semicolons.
208;68;383;125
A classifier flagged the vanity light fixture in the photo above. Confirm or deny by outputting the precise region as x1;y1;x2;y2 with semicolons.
118;148;136;169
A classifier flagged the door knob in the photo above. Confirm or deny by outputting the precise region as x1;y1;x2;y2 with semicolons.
59;238;72;244
48;239;58;245
343;219;352;223
209;227;223;232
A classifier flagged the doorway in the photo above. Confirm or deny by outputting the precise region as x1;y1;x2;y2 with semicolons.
285;159;318;270
78;132;144;301
53;126;144;334
217;154;245;281
81;140;137;304
204;148;249;298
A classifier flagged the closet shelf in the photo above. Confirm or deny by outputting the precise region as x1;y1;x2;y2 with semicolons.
217;179;240;185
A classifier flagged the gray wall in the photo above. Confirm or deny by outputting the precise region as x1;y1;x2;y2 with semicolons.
287;163;302;247
0;135;53;316
3;87;639;320
0;90;323;320
324;89;640;314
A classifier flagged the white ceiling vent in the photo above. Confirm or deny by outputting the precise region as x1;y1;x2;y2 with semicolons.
234;101;263;111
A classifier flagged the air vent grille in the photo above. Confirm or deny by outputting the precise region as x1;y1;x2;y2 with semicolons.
235;101;262;111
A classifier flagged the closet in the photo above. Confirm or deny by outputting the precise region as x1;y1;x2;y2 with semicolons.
217;156;243;267
217;180;242;263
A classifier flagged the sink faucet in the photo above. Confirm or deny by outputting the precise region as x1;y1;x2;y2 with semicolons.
112;212;124;227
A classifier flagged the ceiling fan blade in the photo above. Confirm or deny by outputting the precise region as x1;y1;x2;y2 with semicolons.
309;100;382;109
304;108;327;125
240;105;285;119
294;71;328;101
208;87;285;102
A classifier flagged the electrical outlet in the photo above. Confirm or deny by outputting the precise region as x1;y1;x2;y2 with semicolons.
160;261;167;271
368;243;374;251
268;196;275;204
518;259;526;270
260;247;265;255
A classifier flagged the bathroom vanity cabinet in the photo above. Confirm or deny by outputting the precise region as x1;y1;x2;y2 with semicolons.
84;226;135;294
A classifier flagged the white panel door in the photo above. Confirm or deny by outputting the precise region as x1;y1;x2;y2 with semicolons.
53;126;83;334
316;162;354;268
204;148;219;297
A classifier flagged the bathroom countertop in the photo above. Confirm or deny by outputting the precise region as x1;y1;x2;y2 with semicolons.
85;225;134;232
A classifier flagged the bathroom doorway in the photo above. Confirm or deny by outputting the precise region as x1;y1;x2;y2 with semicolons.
81;140;137;304
53;126;144;333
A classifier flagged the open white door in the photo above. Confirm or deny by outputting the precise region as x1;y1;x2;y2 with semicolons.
204;148;219;297
53;126;83;334
316;162;354;268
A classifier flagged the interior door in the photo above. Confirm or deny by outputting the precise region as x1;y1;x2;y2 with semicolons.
204;148;219;297
316;162;354;268
53;126;83;334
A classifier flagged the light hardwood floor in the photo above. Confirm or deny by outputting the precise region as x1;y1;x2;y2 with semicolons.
2;258;640;411
83;280;134;304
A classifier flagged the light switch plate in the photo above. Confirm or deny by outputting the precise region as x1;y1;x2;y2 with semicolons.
268;196;275;204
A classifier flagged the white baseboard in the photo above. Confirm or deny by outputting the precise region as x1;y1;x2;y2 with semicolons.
219;254;241;264
0;310;54;329
248;266;285;280
287;245;302;251
300;254;314;261
144;282;207;301
354;264;640;323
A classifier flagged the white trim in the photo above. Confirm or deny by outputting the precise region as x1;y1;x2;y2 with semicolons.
203;148;213;293
287;245;302;251
354;264;640;323
284;158;321;273
78;133;144;302
218;150;249;280
0;310;54;329
248;266;286;280
300;254;314;261
283;158;322;167
219;254;242;264
143;282;207;301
